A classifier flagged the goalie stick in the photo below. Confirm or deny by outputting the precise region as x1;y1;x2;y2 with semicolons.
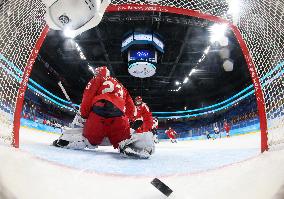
58;81;79;112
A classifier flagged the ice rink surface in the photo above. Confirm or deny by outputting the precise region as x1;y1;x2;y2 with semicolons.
19;128;260;176
1;127;284;199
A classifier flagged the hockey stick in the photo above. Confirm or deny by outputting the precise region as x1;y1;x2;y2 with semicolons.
58;81;71;101
58;81;79;112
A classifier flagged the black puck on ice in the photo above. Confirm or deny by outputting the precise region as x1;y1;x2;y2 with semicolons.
151;178;173;197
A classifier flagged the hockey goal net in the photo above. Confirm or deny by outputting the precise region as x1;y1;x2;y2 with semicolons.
0;0;283;151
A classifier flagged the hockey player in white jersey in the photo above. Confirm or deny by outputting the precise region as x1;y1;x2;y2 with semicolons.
213;126;220;139
152;117;159;144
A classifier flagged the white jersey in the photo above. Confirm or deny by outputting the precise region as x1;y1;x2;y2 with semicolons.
152;118;158;129
214;127;219;133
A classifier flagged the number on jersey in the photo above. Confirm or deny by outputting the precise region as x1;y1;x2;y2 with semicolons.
102;80;124;98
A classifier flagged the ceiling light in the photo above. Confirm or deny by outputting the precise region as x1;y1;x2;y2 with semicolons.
75;44;81;52
219;47;230;59
209;23;227;44
189;68;197;76
63;28;76;38
219;36;229;46
227;0;240;17
223;59;234;72
88;65;95;74
204;46;210;54
183;77;189;84
79;52;86;60
175;81;180;85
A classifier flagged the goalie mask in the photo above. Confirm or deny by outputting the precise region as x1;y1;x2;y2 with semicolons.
135;96;143;106
94;66;110;77
43;0;111;37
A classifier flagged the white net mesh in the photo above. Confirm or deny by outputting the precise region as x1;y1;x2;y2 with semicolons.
236;1;284;148
0;0;283;149
0;0;46;144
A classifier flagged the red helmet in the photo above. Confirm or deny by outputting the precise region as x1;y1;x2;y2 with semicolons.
135;96;142;105
94;66;110;77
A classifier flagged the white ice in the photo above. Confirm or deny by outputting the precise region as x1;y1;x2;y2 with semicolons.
0;127;284;199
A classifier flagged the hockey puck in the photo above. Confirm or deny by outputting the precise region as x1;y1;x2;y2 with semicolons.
151;178;173;197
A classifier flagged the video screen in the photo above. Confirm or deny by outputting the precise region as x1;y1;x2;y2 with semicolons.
129;50;156;62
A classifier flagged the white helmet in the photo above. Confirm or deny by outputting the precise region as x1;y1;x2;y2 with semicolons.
94;66;110;77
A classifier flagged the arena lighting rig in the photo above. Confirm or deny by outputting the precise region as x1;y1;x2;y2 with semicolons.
172;23;233;92
121;31;164;78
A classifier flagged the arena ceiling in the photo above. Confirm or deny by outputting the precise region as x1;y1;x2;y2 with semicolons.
31;11;252;112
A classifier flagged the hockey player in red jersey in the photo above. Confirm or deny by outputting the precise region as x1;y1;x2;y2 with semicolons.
223;120;231;137
80;66;135;149
132;96;153;133
53;66;155;158
165;127;178;143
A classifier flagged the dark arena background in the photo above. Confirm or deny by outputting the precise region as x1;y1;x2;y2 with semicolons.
0;1;284;199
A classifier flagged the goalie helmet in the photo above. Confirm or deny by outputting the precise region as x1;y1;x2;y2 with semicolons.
94;66;110;77
135;96;143;106
43;0;111;37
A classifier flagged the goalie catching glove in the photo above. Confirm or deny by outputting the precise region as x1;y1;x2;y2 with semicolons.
118;131;155;159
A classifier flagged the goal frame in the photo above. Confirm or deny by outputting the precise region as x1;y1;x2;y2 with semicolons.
11;4;268;152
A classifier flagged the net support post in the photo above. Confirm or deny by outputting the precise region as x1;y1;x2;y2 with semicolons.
12;25;49;148
231;26;268;153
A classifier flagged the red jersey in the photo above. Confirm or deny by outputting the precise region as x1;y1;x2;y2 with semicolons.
166;129;177;138
80;75;135;119
224;122;231;132
133;103;153;132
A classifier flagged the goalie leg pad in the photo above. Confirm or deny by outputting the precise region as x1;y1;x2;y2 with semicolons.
53;128;97;150
118;131;155;159
121;146;152;159
58;128;84;142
